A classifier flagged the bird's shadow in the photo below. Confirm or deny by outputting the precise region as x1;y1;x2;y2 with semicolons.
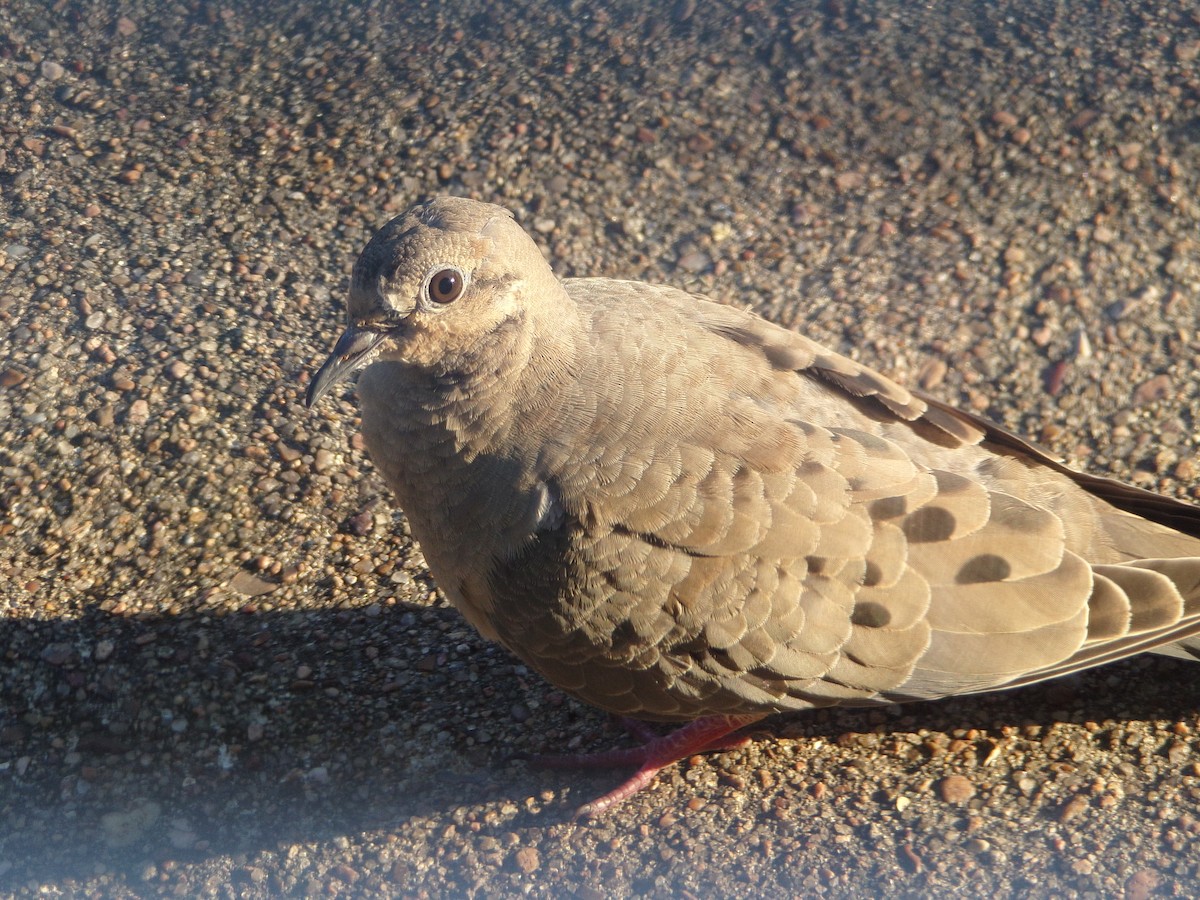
2;603;1199;886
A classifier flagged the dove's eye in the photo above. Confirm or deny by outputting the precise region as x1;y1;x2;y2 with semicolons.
426;267;465;304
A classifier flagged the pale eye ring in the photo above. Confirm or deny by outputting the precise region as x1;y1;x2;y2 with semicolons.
424;266;466;304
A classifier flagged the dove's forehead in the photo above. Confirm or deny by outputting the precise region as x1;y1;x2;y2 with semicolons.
351;199;517;290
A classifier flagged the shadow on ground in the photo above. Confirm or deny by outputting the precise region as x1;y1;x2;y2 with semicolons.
4;602;1200;887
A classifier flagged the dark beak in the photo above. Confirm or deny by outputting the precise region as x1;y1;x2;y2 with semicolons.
305;327;388;408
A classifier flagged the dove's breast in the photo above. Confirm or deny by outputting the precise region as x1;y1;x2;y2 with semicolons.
357;358;569;641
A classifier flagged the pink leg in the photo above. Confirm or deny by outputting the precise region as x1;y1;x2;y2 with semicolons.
531;713;765;818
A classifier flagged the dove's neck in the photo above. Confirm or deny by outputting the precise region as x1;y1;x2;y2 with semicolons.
393;286;580;458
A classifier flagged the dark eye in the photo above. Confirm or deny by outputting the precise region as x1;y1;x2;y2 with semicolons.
427;268;464;304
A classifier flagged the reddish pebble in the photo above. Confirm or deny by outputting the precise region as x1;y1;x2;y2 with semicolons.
938;774;976;804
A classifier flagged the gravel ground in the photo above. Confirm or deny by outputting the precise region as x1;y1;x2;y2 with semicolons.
2;0;1200;896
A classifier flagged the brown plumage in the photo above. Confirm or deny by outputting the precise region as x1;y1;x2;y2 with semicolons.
306;197;1200;815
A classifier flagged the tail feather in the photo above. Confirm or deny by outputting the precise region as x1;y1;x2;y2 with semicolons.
954;556;1200;694
1128;558;1200;611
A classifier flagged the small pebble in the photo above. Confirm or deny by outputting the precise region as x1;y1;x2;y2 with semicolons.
1059;794;1090;822
917;357;947;390
1132;374;1170;406
938;775;976;804
40;643;75;666
676;249;710;273
834;171;863;192
165;360;190;380
513;847;540;874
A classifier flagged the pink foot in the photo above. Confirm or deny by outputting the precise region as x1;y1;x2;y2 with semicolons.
531;714;765;818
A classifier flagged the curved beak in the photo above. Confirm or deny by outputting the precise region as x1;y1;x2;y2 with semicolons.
305;326;388;408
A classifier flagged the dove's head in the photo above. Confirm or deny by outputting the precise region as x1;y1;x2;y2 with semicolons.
306;197;562;407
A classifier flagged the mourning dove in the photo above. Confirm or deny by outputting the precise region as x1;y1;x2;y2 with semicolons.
307;197;1200;816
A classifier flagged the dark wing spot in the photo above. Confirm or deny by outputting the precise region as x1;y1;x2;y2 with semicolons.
870;496;908;520
956;553;1012;584
862;560;883;587
902;506;956;542
851;601;891;627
